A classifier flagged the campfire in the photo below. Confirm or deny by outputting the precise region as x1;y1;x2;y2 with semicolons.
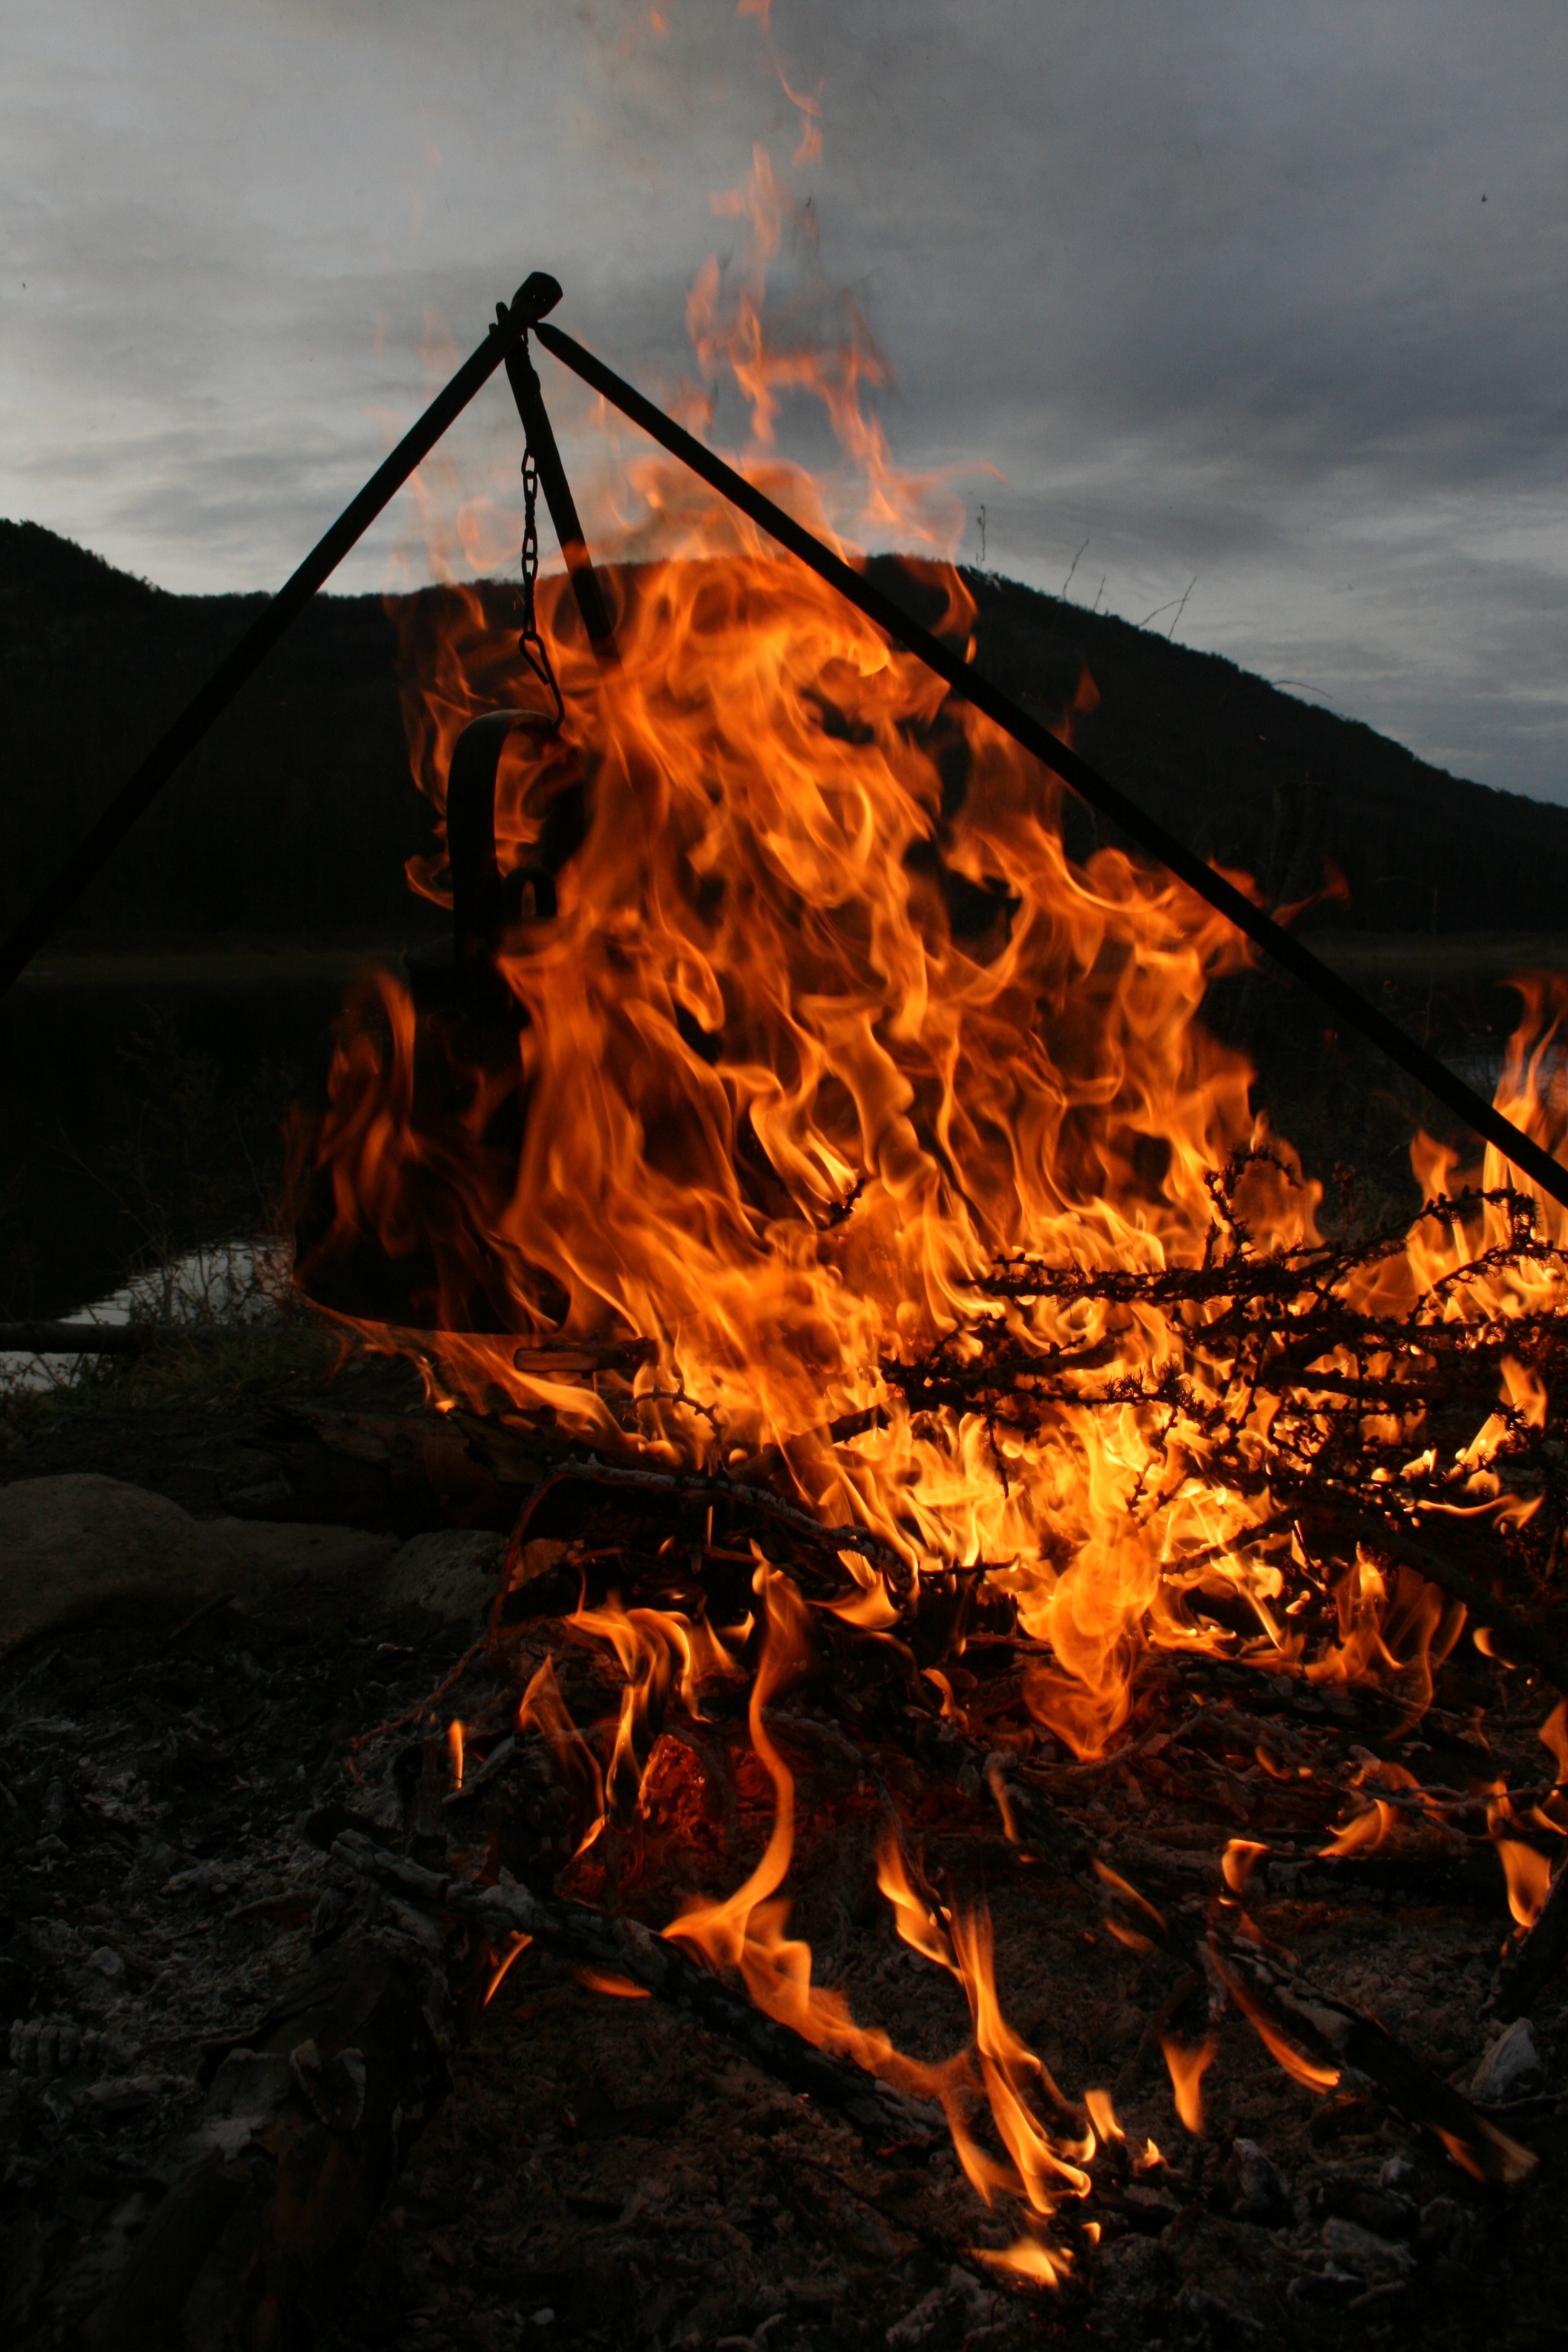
8;253;1568;2346
276;485;1568;2317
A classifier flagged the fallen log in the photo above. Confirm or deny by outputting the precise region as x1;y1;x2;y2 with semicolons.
501;1457;911;1583
1207;1930;1539;2187
979;1749;1540;2187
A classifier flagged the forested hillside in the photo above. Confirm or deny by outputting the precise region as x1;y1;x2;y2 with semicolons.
4;521;1564;941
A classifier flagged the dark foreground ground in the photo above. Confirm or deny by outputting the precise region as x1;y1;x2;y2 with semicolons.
0;1351;1565;2350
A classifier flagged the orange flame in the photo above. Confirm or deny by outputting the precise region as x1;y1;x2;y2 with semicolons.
567;1592;741;1822
876;1835;959;1976
1212;1955;1341;2094
645;1571;1082;2256
484;1932;532;2005
1319;1799;1398;1858
280;83;1568;2258
299;163;1568;2228
447;1718;464;1790
1221;1838;1269;1893
517;1657;607;1854
971;2235;1070;2288
1160;2035;1215;2135
662;1565;811;1971
299;496;1568;1755
1494;1837;1553;1931
1541;1699;1568;1786
1083;2087;1123;2145
951;1904;1094;2209
575;1968;652;2001
1091;1855;1168;1937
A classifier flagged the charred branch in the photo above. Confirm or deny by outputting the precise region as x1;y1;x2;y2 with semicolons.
332;1832;938;2148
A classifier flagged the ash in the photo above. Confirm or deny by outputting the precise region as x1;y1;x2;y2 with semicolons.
0;1400;1565;2350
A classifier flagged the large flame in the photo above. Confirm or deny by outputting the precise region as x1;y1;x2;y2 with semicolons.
302;532;1285;1743
300;523;1568;1756
286;113;1568;2290
577;1567;1092;2267
299;138;1568;1761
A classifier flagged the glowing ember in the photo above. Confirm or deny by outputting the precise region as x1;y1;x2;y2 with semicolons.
484;1932;532;2006
1490;1798;1554;1930
1220;1838;1269;1894
573;1968;652;2001
970;2233;1071;2287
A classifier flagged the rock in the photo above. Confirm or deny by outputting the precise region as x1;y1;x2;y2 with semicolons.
0;1474;396;1654
884;2270;998;2347
83;2073;162;2113
381;1528;507;1622
9;2017;132;2079
1417;2195;1472;2262
1286;2269;1361;2308
1320;2216;1416;2282
1229;2136;1293;2226
1470;2016;1541;2103
884;2285;946;2347
1175;2285;1265;2341
290;2037;368;2132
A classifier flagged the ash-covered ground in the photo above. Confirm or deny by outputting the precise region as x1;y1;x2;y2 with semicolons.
1;1372;1564;2349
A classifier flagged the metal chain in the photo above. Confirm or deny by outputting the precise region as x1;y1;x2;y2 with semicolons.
520;448;541;639
518;346;564;727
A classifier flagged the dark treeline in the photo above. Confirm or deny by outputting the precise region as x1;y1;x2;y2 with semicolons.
1;521;427;937
4;518;1565;940
941;564;1568;935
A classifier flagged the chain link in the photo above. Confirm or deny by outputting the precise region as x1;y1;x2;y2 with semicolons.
520;449;541;636
517;343;564;727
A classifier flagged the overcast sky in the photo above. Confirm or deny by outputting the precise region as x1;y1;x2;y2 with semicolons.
5;0;1566;802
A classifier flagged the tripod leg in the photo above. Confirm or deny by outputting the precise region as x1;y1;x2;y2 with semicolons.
498;305;618;662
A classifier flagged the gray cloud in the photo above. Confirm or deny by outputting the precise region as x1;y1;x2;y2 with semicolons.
3;0;1565;800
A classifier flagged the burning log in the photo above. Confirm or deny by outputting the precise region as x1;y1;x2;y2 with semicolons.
332;1831;939;2148
979;1731;1542;2187
1206;1932;1537;2187
501;1459;911;1593
6;1445;1563;2341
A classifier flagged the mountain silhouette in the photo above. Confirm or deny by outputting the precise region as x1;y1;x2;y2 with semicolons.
4;519;1563;942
